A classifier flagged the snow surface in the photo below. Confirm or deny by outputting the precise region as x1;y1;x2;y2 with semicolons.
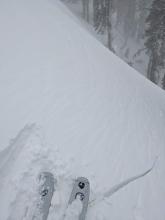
0;0;165;219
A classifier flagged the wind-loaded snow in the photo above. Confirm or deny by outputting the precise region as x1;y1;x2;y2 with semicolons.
0;0;165;219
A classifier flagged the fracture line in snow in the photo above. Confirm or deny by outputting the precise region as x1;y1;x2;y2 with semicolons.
90;158;157;206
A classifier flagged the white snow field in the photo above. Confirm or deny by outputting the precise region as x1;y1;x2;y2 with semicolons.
0;0;165;219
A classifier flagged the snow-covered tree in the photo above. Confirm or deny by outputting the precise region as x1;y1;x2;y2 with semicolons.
135;0;150;41
145;0;165;84
93;0;100;31
93;0;113;50
162;74;165;89
81;0;90;22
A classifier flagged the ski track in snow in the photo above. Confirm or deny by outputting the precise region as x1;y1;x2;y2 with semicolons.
89;158;156;206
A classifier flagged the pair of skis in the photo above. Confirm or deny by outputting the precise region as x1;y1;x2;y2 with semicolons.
34;172;90;220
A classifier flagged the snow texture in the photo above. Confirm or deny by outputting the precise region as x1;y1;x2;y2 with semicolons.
0;0;165;220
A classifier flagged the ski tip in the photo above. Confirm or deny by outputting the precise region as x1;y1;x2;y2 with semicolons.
75;177;90;186
74;177;90;196
38;171;57;185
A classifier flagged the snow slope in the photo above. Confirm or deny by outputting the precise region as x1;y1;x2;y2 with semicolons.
0;0;165;219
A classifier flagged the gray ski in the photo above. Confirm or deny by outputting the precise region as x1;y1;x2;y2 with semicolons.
68;177;90;220
32;172;56;220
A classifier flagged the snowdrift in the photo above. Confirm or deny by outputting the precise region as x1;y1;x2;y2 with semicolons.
0;0;165;219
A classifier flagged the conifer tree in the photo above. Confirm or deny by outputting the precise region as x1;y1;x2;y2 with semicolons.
93;0;113;50
162;74;165;89
145;0;165;84
81;0;90;22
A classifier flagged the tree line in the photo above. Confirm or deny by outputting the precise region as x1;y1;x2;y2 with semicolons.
64;0;165;90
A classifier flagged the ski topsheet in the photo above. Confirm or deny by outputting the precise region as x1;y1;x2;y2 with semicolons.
68;177;90;220
32;172;55;220
31;174;89;220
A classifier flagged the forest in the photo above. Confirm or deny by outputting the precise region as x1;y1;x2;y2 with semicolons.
62;0;165;90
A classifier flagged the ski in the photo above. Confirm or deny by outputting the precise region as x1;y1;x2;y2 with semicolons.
68;177;90;220
32;172;56;220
